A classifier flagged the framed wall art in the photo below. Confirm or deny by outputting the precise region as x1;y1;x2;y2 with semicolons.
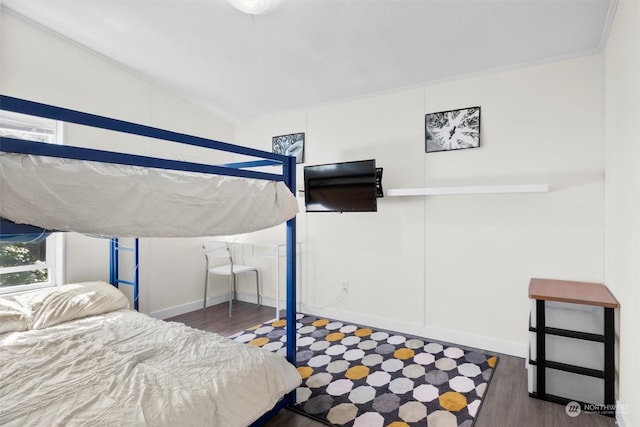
425;106;481;153
272;132;305;164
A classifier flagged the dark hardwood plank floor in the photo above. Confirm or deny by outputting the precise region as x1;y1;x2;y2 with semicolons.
168;301;616;427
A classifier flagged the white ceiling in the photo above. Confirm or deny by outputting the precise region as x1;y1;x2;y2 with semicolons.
3;0;616;122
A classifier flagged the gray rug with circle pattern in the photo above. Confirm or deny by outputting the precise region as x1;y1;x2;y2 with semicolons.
230;314;498;427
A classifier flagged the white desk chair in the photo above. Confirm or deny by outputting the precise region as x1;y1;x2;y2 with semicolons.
203;241;261;317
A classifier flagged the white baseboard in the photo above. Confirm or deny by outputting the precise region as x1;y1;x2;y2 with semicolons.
150;292;281;320
150;294;230;319
301;304;527;357
151;296;526;357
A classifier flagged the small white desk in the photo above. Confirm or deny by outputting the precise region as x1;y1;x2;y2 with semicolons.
247;242;301;320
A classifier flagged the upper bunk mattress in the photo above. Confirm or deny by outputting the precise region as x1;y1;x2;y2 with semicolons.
0;153;298;237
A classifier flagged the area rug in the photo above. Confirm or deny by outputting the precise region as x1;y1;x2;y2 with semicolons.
230;314;498;427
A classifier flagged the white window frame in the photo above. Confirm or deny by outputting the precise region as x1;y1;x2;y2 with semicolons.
0;111;65;295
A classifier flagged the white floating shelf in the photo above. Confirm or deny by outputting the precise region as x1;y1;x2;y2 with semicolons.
387;184;549;197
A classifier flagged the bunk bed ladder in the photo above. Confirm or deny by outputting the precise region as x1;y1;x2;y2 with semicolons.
109;238;139;311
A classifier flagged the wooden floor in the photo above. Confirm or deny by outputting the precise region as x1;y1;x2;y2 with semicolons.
168;301;616;427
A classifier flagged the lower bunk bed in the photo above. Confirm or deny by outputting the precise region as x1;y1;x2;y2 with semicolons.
0;281;301;426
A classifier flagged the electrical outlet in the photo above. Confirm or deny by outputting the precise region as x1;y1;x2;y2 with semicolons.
340;281;349;293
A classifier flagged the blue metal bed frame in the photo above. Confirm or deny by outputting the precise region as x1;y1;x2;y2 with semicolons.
0;95;297;424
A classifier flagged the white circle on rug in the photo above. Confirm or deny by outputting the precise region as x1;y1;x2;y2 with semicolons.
326;378;354;396
424;342;444;354
326;359;350;373
262;341;283;352
306;372;333;388
341;336;361;346
297;336;315;347
405;338;425;349
308;354;332;367
234;333;256;343
476;383;487;397
255;326;274;335
389;377;414;394
449;375;476;393
370;331;389;341
427;410;458;427
326;322;344;330
444;347;465;359
362;354;384;367
435;357;457;371
348;385;377;404
340;325;358;333
387;335;406;345
343;349;366;361
413;352;435;365
458;362;482;377
413;384;440;402
468;399;482;417
353;412;385;427
381;358;404;373
298;325;316;334
327;403;358;425
326;344;348;356
399;401;427;423
358;340;378;351
366;370;391;387
403;364;426;378
310;340;331;351
296;387;312;403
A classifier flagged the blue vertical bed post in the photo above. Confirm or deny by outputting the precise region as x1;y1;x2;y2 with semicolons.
284;154;297;406
110;238;118;289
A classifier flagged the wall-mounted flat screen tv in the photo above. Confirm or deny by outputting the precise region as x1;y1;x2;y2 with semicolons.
304;159;377;212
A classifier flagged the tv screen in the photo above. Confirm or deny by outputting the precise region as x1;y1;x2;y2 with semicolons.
304;159;377;212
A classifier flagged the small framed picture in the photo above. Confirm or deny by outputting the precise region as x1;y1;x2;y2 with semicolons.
272;132;305;164
425;106;481;153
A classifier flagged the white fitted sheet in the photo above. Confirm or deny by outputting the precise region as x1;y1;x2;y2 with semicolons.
0;309;301;427
0;153;298;237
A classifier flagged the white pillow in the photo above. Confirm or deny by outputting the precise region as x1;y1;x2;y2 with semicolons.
0;297;32;334
10;281;130;330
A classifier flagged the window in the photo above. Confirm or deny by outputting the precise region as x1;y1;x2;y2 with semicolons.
0;110;65;294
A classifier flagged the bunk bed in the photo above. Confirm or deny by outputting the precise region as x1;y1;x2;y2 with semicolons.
0;95;300;427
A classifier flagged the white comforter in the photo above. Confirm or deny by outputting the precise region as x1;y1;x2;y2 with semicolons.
0;309;301;427
0;153;299;237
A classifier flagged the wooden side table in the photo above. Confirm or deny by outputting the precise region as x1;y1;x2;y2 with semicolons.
528;278;619;417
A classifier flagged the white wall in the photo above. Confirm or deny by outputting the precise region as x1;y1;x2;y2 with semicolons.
1;7;613;363
604;1;640;426
237;55;605;357
1;10;236;314
422;57;605;354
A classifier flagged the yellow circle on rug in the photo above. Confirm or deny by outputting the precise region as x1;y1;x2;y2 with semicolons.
488;355;498;368
355;328;373;337
247;324;262;331
439;391;467;412
394;348;415;360
326;332;345;342
386;422;410;427
345;365;370;380
297;366;314;379
271;319;286;328
249;337;270;347
312;319;329;327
